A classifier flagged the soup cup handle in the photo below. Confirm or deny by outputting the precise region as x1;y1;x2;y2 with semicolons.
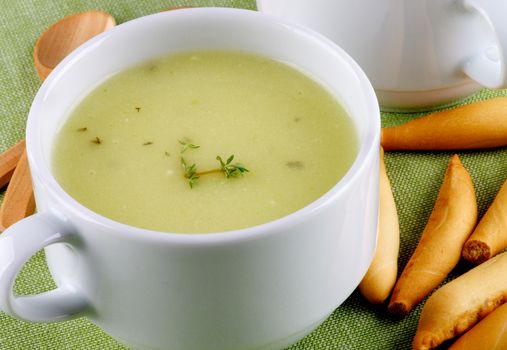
0;210;89;322
462;0;507;88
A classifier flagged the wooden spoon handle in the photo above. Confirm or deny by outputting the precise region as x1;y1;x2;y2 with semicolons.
0;140;25;189
0;151;35;231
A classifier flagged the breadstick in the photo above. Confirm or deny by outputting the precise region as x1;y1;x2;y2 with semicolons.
448;302;507;350
381;97;507;150
412;251;507;350
359;147;400;304
388;155;477;316
462;179;507;264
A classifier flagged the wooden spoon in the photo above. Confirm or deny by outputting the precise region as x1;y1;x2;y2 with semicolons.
0;151;35;231
34;10;116;80
0;11;115;231
0;140;25;189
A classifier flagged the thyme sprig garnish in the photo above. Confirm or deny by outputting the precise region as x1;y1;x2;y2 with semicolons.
181;157;199;188
181;152;249;188
83;132;248;188
216;155;249;178
178;138;200;153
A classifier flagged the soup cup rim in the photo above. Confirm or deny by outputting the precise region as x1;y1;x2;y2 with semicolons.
26;7;380;245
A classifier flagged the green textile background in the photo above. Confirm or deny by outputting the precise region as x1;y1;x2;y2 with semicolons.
1;1;506;349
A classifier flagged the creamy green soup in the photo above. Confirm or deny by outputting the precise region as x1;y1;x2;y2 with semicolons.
52;51;358;233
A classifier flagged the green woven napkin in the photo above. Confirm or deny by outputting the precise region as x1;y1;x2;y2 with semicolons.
1;1;507;349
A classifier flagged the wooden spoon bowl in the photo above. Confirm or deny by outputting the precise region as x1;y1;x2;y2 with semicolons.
33;11;115;80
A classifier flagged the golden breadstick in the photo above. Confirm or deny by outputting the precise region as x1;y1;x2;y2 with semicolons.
381;97;507;150
462;179;507;264
359;147;400;304
412;251;507;350
388;155;477;316
448;302;507;350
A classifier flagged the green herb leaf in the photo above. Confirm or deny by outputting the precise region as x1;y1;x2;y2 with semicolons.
178;138;200;153
77;127;88;132
181;157;199;188
143;141;153;146
217;155;225;168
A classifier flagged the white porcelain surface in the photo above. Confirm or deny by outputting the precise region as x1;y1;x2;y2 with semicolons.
0;8;380;350
258;0;507;110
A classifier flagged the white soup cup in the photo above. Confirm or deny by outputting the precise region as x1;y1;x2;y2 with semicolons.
0;8;380;350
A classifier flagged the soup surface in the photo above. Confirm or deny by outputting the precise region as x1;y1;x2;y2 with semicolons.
52;51;358;233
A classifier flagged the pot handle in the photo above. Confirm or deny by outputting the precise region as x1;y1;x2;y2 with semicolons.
462;0;507;88
0;211;89;322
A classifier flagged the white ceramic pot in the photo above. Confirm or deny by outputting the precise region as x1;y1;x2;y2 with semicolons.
257;0;507;110
0;8;380;350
